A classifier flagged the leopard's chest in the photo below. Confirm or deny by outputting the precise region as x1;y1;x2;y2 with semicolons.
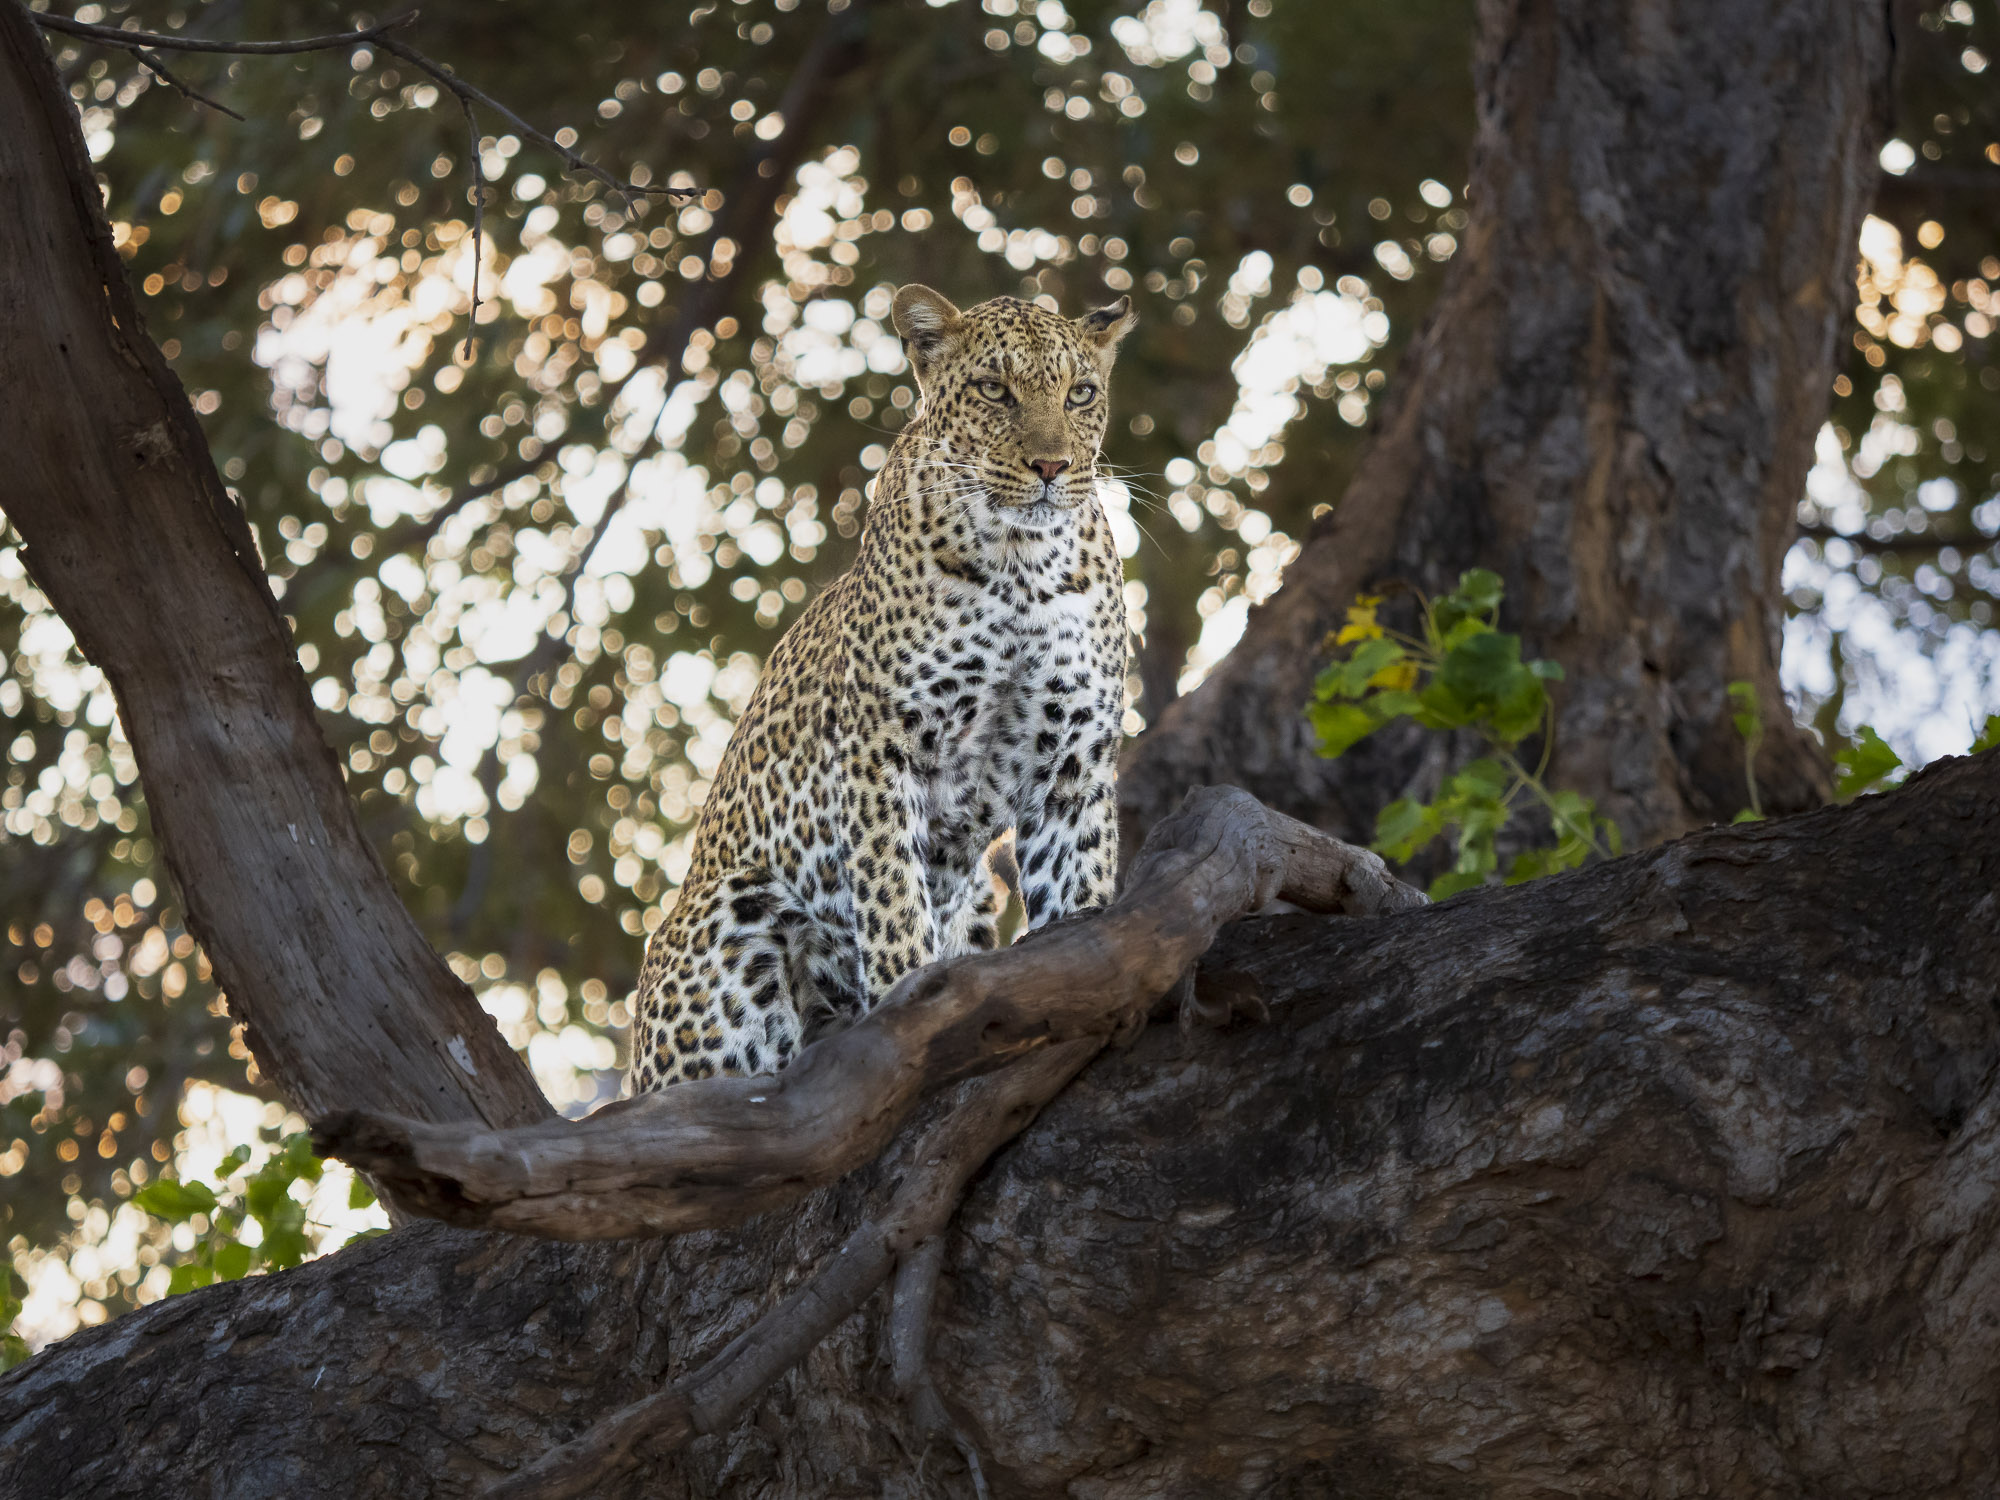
899;569;1100;846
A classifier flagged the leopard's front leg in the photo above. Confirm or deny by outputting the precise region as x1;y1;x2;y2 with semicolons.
836;685;940;1005
1015;723;1119;929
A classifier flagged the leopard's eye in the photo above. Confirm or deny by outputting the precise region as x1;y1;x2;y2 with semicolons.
973;378;1010;403
1066;382;1099;409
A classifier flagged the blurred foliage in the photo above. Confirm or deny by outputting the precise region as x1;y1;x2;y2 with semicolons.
1;0;1997;1342
1311;571;1620;899
128;1128;373;1293
0;1267;28;1371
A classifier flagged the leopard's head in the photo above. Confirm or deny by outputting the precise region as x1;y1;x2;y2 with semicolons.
892;287;1137;533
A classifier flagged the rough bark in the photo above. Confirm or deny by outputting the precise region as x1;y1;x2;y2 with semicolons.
1119;0;1893;851
6;749;1997;1499
0;5;548;1142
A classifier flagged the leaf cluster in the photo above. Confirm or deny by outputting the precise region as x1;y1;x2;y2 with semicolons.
0;1269;28;1372
128;1129;369;1295
1310;570;1619;899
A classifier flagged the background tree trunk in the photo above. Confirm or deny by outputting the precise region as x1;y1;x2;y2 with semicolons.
1119;0;1893;851
6;750;1997;1498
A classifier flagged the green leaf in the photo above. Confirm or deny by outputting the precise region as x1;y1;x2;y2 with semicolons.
212;1243;254;1283
1307;700;1383;758
1413;678;1475;730
1527;659;1565;681
1427;869;1487;901
244;1172;288;1222
279;1132;324;1184
1731;808;1762;824
1971;714;2000;755
1444;757;1511;803
1361;688;1424;721
0;1268;26;1373
1504;848;1561;883
1319;637;1407;700
1436;630;1547;746
1834;726;1902;799
133;1179;219;1221
1372;798;1445;862
216;1144;253;1181
1726;680;1764;744
348;1175;378;1212
1434;567;1504;635
167;1263;214;1296
1435;614;1491;653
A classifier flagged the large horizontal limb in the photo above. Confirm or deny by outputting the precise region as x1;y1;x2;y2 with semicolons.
8;751;1997;1498
318;786;1426;1239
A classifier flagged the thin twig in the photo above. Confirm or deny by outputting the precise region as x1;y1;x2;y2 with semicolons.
131;47;244;119
374;35;693;207
32;9;692;210
459;93;484;357
33;10;416;55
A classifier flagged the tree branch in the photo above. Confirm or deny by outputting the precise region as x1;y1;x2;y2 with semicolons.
129;45;244;119
1797;522;1999;557
31;9;416;56
318;787;1427;1238
480;1041;1097;1499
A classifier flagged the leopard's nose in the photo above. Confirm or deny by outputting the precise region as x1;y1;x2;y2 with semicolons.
1028;457;1071;482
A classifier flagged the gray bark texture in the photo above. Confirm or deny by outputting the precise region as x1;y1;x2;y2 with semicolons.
1118;0;1893;852
5;749;1998;1498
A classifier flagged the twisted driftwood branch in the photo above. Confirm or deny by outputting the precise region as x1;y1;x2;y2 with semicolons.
318;785;1425;1240
482;1041;1098;1499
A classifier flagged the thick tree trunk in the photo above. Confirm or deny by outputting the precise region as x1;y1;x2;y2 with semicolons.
1119;0;1892;851
0;3;547;1142
6;750;1998;1498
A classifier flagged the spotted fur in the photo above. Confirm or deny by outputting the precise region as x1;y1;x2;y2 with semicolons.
626;287;1136;1090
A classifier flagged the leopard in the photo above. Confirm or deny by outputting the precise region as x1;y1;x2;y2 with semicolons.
626;285;1137;1091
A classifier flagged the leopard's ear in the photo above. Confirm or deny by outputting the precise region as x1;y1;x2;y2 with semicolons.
1076;295;1137;355
892;285;965;380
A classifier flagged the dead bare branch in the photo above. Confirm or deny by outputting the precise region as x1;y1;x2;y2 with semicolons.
480;1041;1099;1499
31;9;416;56
318;788;1425;1239
129;46;244;119
371;35;692;209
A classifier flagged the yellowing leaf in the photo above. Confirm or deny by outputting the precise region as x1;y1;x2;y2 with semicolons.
1334;594;1384;645
1368;659;1419;692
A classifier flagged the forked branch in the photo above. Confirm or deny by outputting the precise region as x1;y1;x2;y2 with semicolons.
319;786;1426;1240
480;1041;1100;1499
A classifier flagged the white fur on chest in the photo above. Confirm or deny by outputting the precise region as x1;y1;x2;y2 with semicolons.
904;539;1104;841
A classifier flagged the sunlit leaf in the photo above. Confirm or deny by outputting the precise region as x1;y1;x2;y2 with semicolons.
212;1243;254;1283
132;1179;219;1222
1834;727;1903;799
